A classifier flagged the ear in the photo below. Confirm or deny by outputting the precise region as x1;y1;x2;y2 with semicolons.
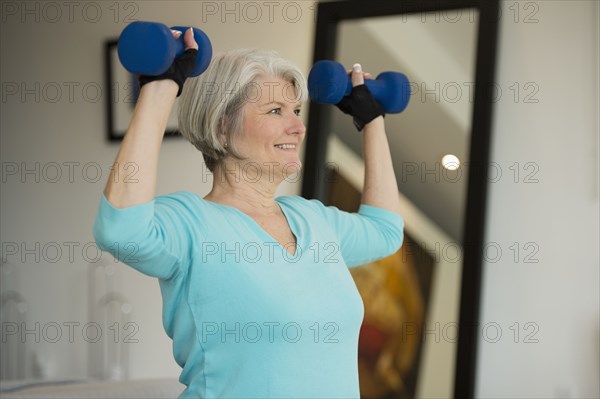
218;137;225;149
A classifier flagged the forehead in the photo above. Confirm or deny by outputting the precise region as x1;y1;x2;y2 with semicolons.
247;74;299;106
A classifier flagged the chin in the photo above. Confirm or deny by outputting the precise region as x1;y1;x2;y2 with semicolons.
282;164;302;181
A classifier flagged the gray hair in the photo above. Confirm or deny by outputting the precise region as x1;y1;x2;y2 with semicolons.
178;48;308;173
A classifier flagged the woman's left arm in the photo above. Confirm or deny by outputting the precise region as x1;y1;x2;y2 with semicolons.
348;63;402;216
361;115;402;216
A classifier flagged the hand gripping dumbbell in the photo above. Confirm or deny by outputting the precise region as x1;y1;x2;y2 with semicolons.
117;21;212;77
308;60;411;113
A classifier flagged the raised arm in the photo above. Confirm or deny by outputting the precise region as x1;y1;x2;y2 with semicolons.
362;116;402;215
104;29;198;208
93;29;199;280
350;63;402;216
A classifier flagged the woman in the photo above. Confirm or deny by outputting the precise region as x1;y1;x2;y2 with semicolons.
93;28;404;398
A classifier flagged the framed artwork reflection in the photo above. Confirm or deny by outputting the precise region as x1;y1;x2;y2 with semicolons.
104;40;181;141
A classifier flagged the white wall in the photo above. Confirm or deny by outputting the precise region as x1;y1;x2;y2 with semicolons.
476;1;599;398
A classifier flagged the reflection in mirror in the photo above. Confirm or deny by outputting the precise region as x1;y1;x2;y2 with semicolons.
322;10;479;398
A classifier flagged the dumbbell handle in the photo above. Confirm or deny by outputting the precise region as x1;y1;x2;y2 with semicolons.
345;79;381;100
171;28;190;59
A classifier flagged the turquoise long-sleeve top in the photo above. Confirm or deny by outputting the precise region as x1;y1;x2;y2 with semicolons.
92;191;404;398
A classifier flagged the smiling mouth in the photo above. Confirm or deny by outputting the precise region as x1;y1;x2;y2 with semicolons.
274;144;297;150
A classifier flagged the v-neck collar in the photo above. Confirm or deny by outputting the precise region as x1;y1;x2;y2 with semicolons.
197;195;300;258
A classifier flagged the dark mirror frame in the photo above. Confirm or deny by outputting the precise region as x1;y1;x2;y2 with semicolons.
300;1;500;397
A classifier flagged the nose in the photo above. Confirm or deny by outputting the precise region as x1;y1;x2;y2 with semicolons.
286;112;306;136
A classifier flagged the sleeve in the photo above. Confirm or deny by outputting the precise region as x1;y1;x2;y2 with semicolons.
92;192;195;280
308;199;405;268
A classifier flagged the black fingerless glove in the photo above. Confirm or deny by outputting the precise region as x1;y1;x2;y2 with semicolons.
138;48;198;97
335;84;385;131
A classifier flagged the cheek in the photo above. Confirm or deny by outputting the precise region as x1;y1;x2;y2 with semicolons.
241;130;272;155
251;122;278;147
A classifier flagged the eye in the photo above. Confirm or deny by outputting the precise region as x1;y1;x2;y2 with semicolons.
294;109;302;116
269;108;282;115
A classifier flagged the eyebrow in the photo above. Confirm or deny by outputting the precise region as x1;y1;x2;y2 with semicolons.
262;101;302;108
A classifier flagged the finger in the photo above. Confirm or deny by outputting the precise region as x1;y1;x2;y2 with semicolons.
348;70;371;79
183;27;199;50
170;29;183;39
351;63;364;87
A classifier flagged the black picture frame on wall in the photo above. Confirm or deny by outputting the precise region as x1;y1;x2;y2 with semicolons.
104;40;181;141
301;1;500;398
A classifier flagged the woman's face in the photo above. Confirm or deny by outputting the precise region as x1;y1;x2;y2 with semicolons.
235;74;306;180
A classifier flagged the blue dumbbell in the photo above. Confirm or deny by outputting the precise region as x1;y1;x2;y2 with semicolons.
308;60;411;113
117;21;212;77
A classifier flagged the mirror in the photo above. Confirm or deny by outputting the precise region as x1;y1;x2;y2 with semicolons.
302;1;500;398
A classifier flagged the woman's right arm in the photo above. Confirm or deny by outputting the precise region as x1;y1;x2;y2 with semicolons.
93;29;199;280
104;80;178;207
104;29;196;208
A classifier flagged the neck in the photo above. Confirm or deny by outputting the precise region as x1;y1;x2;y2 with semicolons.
207;161;284;216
